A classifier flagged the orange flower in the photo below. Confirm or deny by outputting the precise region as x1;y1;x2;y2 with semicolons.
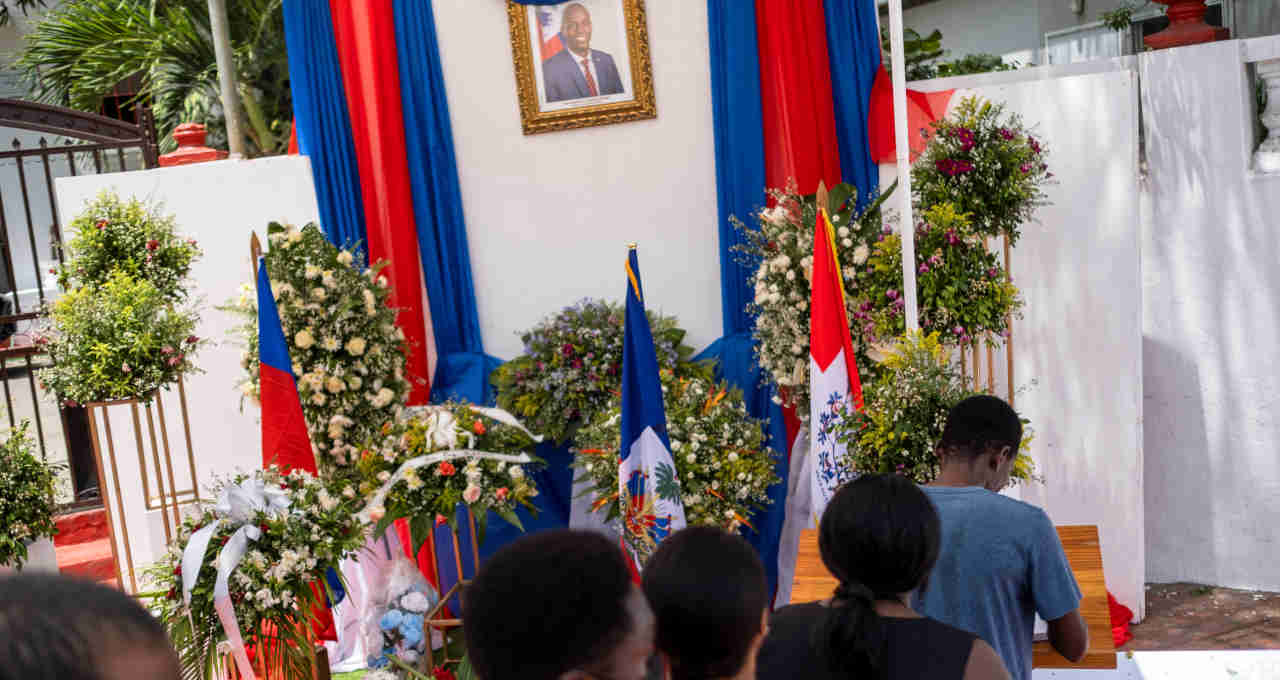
438;461;456;477
473;420;486;435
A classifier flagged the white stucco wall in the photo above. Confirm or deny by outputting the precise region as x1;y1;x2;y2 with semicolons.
53;155;321;580
1139;38;1280;592
431;0;723;361
881;64;1146;619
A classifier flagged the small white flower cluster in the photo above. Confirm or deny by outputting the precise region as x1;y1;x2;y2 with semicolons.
736;186;877;418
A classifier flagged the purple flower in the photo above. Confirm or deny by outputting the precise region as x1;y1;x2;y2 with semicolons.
954;127;976;152
999;128;1015;141
945;230;960;246
882;224;893;235
918;262;930;274
885;289;899;301
1020;163;1032;174
1028;136;1042;154
953;326;965;336
935;158;975;177
987;267;999;279
929;254;943;266
561;343;574;357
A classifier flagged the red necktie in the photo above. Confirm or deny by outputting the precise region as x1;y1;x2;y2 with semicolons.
582;57;599;97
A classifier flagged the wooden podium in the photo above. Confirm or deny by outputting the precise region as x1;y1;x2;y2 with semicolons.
791;524;1117;670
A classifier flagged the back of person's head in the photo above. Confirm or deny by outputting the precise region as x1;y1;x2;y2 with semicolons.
642;527;768;680
464;529;653;680
816;474;941;677
938;394;1022;459
0;572;179;680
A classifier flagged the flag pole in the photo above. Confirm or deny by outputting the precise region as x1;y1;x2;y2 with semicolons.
886;0;919;332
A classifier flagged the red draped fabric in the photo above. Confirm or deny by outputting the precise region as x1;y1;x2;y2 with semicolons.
755;0;843;451
328;0;432;405
754;0;842;195
868;65;956;163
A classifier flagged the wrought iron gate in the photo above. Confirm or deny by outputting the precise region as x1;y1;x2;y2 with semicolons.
0;99;159;509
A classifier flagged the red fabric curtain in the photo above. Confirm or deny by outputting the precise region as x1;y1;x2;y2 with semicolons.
755;0;843;451
328;0;432;404
754;0;842;195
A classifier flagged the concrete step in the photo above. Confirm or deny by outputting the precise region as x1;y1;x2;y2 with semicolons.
55;536;116;582
54;507;109;547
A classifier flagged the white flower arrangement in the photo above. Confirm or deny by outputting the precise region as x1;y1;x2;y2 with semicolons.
223;222;415;475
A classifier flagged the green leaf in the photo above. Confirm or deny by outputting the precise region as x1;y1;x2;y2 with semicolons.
266;221;286;235
496;505;525;533
827;182;855;216
474;508;488;547
457;655;479;680
410;514;433;555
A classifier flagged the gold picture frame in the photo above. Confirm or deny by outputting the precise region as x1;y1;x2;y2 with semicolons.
507;0;657;135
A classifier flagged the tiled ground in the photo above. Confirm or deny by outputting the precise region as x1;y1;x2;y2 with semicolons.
1124;583;1280;651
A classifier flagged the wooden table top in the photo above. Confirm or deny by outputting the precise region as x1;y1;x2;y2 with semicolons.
790;524;1116;670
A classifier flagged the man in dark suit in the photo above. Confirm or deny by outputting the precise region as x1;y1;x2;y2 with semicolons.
542;3;625;103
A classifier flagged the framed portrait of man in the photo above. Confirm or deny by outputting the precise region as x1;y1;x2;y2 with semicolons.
507;0;656;135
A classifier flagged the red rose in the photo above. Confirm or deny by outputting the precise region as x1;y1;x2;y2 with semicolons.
167;588;177;600
173;565;182;576
435;514;448;526
186;335;199;345
433;668;457;680
496;487;509;501
259;523;270;533
95;220;108;230
220;535;229;545
472;420;486;435
146;239;160;251
438;461;456;477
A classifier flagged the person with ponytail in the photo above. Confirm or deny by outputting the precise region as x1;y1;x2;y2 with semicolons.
641;527;770;680
757;475;1010;680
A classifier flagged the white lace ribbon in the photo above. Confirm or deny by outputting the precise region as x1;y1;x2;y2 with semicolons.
180;477;291;680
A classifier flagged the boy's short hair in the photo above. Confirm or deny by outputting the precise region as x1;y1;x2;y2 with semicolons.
939;395;1023;458
0;572;178;680
464;529;635;680
642;527;767;680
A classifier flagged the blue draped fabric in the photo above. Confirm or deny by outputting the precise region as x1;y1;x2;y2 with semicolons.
477;440;576;560
823;0;882;205
281;0;367;255
703;0;789;598
391;0;500;406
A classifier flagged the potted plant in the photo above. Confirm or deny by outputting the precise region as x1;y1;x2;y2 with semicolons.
38;191;206;591
0;421;61;572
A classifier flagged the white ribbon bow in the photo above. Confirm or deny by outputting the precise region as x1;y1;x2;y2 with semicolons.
180;477;292;680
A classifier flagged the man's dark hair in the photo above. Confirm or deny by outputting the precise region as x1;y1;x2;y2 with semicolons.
0;572;177;680
642;527;767;680
938;394;1023;459
464;529;634;680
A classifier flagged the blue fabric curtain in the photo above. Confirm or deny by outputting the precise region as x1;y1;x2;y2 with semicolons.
281;0;368;255
392;0;501;406
823;0;882;205
703;0;789;599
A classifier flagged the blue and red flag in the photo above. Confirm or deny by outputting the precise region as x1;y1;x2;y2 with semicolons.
619;248;686;557
257;257;316;475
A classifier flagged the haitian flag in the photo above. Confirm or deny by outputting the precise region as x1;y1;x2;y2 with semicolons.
257;257;316;474
808;208;862;520
619;247;686;554
256;256;340;642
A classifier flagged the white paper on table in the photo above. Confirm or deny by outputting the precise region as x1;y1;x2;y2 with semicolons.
1034;613;1049;642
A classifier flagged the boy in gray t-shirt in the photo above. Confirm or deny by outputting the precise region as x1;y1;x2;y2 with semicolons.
912;396;1088;680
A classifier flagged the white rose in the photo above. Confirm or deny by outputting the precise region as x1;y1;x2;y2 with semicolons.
312;287;327;300
287;229;302;243
347;375;363;391
346;337;367;356
311;392;327;406
326;376;345;394
853;245;870;265
463;486;482;504
305;264;321;280
838;226;850;238
321;336;340;352
686;454;696;463
295;329;315;349
842;238;854;248
377;471;391;483
377;275;388;288
509;466;525;480
322;273;337;289
338;251;354;266
728;452;739;462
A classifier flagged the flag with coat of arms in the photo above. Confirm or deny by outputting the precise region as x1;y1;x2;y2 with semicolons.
808;206;863;522
619;246;686;557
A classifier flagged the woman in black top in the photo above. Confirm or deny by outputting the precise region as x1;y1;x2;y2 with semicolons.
757;474;1010;680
